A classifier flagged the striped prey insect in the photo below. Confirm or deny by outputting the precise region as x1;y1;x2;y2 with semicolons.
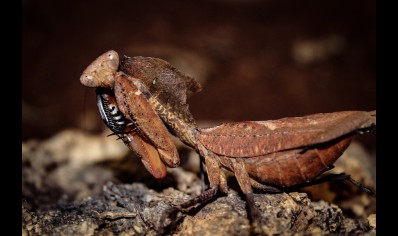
80;50;376;234
96;87;168;178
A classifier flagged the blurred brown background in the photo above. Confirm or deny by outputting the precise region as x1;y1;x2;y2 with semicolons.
22;0;375;150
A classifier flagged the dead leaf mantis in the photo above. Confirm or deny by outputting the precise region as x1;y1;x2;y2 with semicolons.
80;50;376;233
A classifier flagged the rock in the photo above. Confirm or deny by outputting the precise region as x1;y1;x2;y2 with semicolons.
22;129;375;235
22;181;373;235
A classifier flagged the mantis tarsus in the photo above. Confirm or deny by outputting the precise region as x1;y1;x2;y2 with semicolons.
80;50;376;234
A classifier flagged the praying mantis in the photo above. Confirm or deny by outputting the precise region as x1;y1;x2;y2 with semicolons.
80;50;376;233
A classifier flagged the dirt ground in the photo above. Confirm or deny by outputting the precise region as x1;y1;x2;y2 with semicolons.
22;0;376;235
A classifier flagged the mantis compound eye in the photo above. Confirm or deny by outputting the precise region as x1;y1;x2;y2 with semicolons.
80;50;119;88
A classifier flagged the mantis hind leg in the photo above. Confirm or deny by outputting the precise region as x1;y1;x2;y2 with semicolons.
158;187;218;235
290;172;376;197
249;172;375;197
158;151;226;234
230;158;266;235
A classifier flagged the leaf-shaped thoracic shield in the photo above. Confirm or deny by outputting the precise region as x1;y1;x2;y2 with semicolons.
119;56;202;127
197;111;376;158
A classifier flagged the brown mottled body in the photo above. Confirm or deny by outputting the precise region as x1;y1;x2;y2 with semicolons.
196;110;375;192
80;50;376;234
110;50;376;195
119;55;201;147
114;72;180;168
129;76;199;147
119;55;202;123
217;135;353;187
191;112;375;235
197;111;375;158
81;50;180;178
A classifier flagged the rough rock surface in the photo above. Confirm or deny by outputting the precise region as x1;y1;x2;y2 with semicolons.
22;129;376;235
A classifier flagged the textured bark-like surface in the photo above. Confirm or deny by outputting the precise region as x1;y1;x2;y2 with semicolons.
197;110;376;158
119;56;202;127
22;182;374;236
22;129;375;235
